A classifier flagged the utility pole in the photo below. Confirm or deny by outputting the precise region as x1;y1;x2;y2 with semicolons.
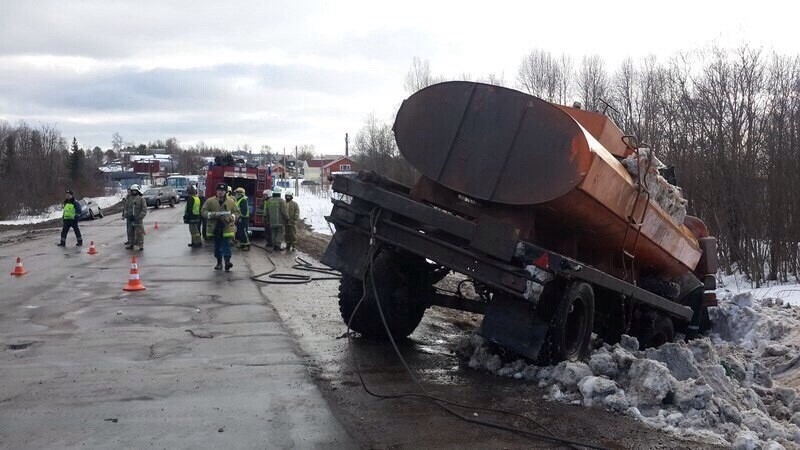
295;145;299;196
345;133;349;157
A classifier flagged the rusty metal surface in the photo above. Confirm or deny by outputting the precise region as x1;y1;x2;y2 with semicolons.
394;81;593;205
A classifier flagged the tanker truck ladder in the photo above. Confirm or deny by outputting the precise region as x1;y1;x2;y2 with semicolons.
620;147;654;285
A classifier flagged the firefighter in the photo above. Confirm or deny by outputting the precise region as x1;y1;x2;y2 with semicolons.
184;185;203;248
57;190;83;247
201;183;239;271
261;189;273;248
234;187;251;251
285;193;299;252
123;184;147;251
121;188;132;246
265;186;288;251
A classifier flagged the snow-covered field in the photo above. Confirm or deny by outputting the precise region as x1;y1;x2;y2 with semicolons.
717;272;800;306
295;185;336;235
0;192;126;226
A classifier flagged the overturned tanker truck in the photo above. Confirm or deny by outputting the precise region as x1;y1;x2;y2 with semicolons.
322;81;719;363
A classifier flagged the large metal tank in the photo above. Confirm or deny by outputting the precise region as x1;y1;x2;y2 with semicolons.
393;81;701;278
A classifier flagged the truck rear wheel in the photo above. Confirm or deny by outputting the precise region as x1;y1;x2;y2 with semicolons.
539;281;595;364
338;252;428;339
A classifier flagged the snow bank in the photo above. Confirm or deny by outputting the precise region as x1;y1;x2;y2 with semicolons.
455;292;800;448
295;185;335;235
0;192;125;226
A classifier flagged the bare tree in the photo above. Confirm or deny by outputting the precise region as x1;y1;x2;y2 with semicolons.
577;54;610;112
404;57;443;94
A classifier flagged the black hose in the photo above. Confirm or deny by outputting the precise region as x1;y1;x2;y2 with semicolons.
249;243;341;285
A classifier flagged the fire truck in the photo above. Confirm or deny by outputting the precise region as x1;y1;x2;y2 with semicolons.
204;157;272;233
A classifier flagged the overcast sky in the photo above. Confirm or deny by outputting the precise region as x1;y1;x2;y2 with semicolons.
0;0;797;154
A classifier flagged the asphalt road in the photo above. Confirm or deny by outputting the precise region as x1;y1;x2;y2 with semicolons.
1;205;711;449
0;206;354;449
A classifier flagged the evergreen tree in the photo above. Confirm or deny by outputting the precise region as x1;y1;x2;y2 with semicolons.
68;137;86;184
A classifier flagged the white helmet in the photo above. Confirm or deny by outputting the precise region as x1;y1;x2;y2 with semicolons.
130;184;141;193
263;189;272;196
272;186;283;194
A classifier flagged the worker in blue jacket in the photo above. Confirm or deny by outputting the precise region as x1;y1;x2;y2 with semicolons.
57;190;83;246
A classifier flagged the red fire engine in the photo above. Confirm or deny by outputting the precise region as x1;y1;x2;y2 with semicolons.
204;160;272;233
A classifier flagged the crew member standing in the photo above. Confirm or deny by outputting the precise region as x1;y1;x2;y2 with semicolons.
261;189;273;248
57;190;83;247
121;188;132;247
123;184;147;251
201;183;239;271
265;186;288;251
284;193;299;252
184;185;202;248
234;187;251;251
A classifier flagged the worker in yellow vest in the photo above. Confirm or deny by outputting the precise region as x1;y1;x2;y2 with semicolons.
184;185;203;248
234;187;251;251
57;190;83;247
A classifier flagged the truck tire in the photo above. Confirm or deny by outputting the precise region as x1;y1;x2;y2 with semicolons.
338;252;428;339
539;281;594;364
636;312;674;349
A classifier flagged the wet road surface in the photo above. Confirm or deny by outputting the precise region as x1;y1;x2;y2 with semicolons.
0;206;353;449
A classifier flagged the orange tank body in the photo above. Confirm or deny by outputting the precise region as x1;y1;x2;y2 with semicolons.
394;81;701;279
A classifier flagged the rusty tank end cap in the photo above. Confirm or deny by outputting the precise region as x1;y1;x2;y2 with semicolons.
394;81;594;205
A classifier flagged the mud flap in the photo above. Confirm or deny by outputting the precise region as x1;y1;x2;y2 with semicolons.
479;294;549;361
321;229;372;280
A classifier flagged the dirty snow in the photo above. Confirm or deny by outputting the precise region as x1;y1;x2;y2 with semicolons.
0;192;126;226
455;292;800;448
621;148;688;225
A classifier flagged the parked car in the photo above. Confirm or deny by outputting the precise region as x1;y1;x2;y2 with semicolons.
142;186;179;208
300;180;319;186
77;198;104;221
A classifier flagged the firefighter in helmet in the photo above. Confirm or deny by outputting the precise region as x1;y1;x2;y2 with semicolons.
265;186;288;251
123;184;147;251
234;187;251;251
284;192;299;251
201;183;239;271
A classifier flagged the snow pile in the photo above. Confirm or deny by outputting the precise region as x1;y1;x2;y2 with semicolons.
0;192;125;226
621;148;688;225
296;185;335;235
455;292;800;448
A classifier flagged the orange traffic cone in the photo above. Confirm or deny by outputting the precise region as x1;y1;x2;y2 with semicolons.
10;257;27;276
87;241;98;255
122;256;146;291
154;221;159;230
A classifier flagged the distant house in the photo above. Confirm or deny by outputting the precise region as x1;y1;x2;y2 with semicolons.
322;157;358;184
303;156;343;183
270;163;288;180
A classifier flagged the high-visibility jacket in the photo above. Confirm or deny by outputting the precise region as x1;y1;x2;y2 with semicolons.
201;195;239;238
63;202;76;220
236;195;250;218
184;195;201;223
